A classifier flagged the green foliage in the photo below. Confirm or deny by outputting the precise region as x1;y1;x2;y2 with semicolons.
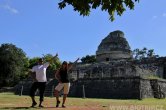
81;55;96;63
58;0;139;21
0;43;28;87
145;75;163;80
28;57;40;69
42;54;61;70
0;44;65;87
133;47;159;60
28;54;61;71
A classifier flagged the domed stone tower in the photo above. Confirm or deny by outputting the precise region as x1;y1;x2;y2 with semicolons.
96;30;132;62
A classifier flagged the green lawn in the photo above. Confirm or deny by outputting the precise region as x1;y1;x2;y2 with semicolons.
0;92;166;110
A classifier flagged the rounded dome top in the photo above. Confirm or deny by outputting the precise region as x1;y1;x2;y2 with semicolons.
96;30;132;62
109;30;125;38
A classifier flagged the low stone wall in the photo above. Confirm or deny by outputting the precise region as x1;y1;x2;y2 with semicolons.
69;77;141;99
0;87;14;93
14;77;166;99
69;77;166;99
140;79;166;99
14;79;58;96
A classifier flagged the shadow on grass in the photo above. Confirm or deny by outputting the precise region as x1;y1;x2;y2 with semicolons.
0;106;58;109
0;107;30;109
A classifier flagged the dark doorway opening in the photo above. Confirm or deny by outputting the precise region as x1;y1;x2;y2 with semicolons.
106;58;109;61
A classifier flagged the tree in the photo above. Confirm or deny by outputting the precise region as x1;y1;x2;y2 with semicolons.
42;54;61;70
139;47;147;59
133;47;159;60
58;0;139;21
28;57;40;69
28;54;61;70
81;55;96;63
0;43;28;87
28;54;61;77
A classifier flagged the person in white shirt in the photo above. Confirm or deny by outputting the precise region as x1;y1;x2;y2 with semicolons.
29;54;58;108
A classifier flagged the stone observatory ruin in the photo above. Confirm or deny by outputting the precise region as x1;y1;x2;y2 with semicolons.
15;30;166;99
69;30;166;99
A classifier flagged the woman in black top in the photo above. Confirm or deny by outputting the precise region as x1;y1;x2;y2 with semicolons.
54;58;79;108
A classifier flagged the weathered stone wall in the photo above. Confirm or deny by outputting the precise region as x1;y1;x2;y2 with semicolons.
14;57;166;99
69;78;166;99
96;51;132;62
70;60;160;80
140;79;166;99
140;79;153;98
69;77;141;99
163;63;166;79
14;78;58;97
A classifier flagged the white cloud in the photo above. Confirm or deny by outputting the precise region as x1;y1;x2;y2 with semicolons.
2;4;19;14
162;13;166;17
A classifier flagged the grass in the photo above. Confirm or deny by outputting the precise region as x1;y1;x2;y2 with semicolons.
144;75;165;80
0;92;166;110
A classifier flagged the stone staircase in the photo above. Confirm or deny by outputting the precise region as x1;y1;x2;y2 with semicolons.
44;79;58;97
14;78;59;97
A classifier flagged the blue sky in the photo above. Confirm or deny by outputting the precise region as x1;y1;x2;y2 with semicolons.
0;0;166;62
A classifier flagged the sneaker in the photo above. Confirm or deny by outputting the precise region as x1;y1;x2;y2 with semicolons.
30;102;37;107
56;100;60;108
62;104;66;108
39;105;44;108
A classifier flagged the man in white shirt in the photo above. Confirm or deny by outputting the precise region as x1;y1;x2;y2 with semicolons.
29;54;58;108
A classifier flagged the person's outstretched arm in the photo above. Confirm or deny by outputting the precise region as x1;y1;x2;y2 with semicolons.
68;58;80;72
47;53;59;63
43;53;59;68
